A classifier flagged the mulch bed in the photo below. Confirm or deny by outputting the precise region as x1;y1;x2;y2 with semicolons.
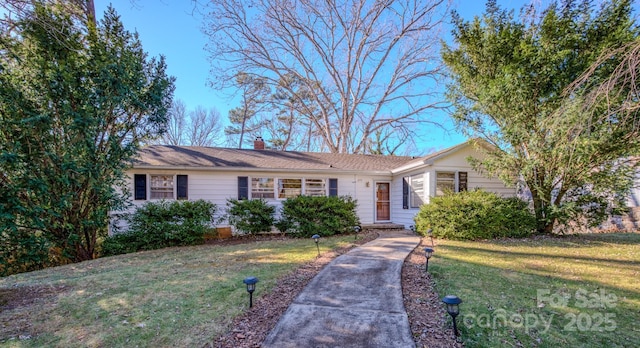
402;237;463;348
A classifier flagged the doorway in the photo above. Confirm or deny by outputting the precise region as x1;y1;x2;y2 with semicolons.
376;182;391;221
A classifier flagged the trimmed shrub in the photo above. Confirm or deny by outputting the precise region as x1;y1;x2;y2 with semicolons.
101;199;216;256
277;195;359;237
414;190;536;240
225;198;276;235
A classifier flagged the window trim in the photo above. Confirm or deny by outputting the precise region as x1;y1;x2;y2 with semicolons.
134;174;188;201
278;178;303;199
251;177;275;199
248;177;334;199
435;171;467;196
304;178;327;197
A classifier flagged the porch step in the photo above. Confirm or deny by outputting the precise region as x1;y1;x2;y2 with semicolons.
361;223;406;231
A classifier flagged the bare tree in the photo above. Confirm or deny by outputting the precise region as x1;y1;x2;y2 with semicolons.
566;38;640;133
189;106;223;147
152;100;223;147
204;0;450;154
2;0;97;31
158;99;187;145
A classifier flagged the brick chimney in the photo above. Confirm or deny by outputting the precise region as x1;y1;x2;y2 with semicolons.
253;136;265;150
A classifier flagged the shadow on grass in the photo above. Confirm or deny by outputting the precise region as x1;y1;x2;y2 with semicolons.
429;246;640;348
438;244;640;269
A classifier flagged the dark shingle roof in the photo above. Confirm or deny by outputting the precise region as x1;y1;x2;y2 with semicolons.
134;145;415;173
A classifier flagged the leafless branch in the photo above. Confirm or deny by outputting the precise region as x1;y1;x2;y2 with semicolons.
204;0;451;153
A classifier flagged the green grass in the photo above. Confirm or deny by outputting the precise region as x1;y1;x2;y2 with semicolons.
429;233;640;348
0;235;358;347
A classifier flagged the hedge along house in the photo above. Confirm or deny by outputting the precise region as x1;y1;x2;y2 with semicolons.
121;138;516;233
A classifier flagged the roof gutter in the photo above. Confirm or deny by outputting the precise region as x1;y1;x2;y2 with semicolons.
130;165;394;176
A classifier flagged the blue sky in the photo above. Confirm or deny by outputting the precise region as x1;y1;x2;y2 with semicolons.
94;1;555;152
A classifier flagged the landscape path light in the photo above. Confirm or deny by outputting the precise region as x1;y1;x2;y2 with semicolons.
243;276;259;308
442;295;462;336
424;247;434;272
409;225;416;234
353;225;361;241
312;234;320;256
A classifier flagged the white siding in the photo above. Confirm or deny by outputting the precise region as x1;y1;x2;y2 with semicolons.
391;170;430;228
428;145;515;197
114;142;517;233
117;170;392;233
391;145;516;228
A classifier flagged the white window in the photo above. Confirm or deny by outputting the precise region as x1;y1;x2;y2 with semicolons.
278;178;302;198
252;177;274;199
436;171;468;196
436;172;455;196
305;179;326;197
410;174;424;208
150;175;174;199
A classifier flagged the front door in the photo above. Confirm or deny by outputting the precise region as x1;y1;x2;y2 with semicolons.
376;182;391;221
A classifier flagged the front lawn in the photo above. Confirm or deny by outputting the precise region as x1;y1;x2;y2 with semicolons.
429;233;640;347
0;235;358;347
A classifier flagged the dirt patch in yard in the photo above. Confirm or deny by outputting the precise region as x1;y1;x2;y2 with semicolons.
0;285;67;341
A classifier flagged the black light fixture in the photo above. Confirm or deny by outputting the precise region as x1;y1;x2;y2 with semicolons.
409;225;416;234
353;225;361;241
312;234;320;256
442;295;462;336
243;276;259;308
424;247;434;272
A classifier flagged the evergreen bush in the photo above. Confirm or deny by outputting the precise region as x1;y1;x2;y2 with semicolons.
414;190;536;240
225;198;276;235
277;196;359;237
101;199;216;256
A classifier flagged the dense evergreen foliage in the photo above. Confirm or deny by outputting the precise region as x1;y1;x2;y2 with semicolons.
225;198;276;235
277;196;360;237
0;3;174;274
442;0;639;233
415;190;537;240
101;200;215;256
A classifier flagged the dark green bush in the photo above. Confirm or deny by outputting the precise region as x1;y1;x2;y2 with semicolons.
101;199;216;256
225;198;275;235
414;190;536;240
277;195;359;237
0;228;55;276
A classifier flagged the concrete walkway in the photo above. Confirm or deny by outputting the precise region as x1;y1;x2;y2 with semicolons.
262;231;420;348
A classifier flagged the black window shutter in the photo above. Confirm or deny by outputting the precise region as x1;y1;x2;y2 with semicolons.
402;177;409;209
328;178;338;196
134;174;146;200
177;175;188;200
238;176;249;200
458;172;468;192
